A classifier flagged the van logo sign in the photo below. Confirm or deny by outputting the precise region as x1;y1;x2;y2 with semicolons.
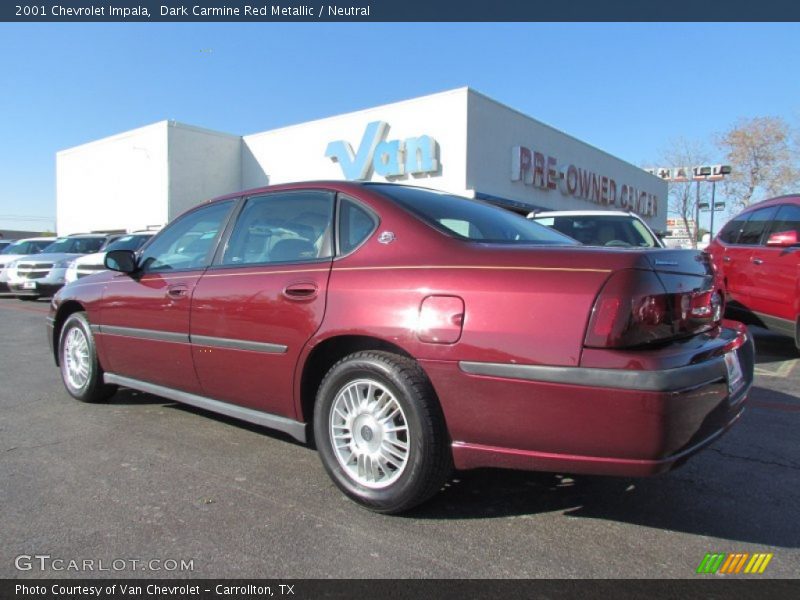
326;121;439;181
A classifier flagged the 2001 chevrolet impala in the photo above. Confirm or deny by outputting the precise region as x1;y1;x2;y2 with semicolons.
48;182;754;513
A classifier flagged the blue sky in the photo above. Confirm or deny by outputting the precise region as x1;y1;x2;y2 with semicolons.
1;22;798;232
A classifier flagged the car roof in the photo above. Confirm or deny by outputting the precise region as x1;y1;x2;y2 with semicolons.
11;236;57;242
530;210;643;218
734;194;800;214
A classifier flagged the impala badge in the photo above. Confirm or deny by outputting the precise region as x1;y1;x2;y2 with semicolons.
378;231;396;244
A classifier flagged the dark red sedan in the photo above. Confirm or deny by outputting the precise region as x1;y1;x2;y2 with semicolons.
48;182;754;513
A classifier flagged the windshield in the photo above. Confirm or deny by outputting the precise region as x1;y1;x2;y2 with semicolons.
1;239;52;255
104;234;153;253
41;237;106;254
367;184;577;245
532;214;659;248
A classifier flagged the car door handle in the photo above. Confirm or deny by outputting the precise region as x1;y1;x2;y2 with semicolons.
167;284;188;298
751;258;763;265
283;282;318;300
723;256;731;263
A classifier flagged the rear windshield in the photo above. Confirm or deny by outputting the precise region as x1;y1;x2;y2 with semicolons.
367;184;577;245
41;237;106;254
533;214;659;248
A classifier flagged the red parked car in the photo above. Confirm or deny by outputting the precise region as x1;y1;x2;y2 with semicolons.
48;182;753;513
707;195;800;351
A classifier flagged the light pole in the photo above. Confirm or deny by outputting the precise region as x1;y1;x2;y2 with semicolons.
707;165;732;239
696;165;732;241
694;165;712;247
709;180;718;239
694;179;701;247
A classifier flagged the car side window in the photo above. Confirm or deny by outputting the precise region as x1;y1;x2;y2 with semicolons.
139;200;234;273
736;207;779;245
766;204;800;240
717;216;748;244
222;191;334;266
338;197;377;254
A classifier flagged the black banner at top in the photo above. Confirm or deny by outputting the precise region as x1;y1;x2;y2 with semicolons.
3;0;800;22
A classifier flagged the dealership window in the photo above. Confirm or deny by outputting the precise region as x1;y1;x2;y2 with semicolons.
138;200;234;273
222;191;334;265
736;207;779;245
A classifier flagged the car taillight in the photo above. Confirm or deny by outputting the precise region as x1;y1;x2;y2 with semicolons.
585;270;721;349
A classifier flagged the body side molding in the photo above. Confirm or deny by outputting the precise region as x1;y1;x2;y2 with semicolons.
103;373;306;442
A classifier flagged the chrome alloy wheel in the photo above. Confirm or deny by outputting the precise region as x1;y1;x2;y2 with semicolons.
330;378;410;489
63;326;91;392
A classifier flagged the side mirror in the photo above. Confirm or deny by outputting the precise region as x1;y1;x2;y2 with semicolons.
105;250;137;274
766;230;798;247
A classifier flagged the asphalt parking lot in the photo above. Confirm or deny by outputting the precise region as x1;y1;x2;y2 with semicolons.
1;297;798;579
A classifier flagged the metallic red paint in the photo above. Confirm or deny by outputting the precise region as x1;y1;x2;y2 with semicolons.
190;263;331;417
707;194;800;345
49;181;755;480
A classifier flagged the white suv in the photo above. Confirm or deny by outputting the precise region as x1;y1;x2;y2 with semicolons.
528;210;665;248
0;237;57;292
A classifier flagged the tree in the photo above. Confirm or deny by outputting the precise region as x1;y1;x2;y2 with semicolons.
658;138;711;249
716;116;799;209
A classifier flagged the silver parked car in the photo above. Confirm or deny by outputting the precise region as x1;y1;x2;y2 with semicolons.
64;232;156;284
0;237;57;293
6;234;110;300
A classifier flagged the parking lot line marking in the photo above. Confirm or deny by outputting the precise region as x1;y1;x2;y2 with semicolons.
754;360;797;378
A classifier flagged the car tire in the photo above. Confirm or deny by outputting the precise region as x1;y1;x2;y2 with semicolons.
313;351;452;514
58;312;117;403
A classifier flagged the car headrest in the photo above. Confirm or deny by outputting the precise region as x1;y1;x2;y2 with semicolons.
270;239;317;262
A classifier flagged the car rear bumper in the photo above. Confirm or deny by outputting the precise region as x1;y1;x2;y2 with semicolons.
422;323;754;477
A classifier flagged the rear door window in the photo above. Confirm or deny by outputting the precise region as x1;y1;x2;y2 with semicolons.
222;191;334;266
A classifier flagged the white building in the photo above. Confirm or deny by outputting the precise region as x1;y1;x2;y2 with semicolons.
56;88;667;235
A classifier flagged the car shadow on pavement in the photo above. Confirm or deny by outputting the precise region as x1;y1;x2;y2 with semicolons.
167;401;309;448
107;388;174;405
108;389;309;447
748;385;800;407
751;326;798;364
408;467;800;548
103;383;799;549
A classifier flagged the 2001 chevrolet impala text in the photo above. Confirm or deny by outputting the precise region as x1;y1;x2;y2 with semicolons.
47;182;754;513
